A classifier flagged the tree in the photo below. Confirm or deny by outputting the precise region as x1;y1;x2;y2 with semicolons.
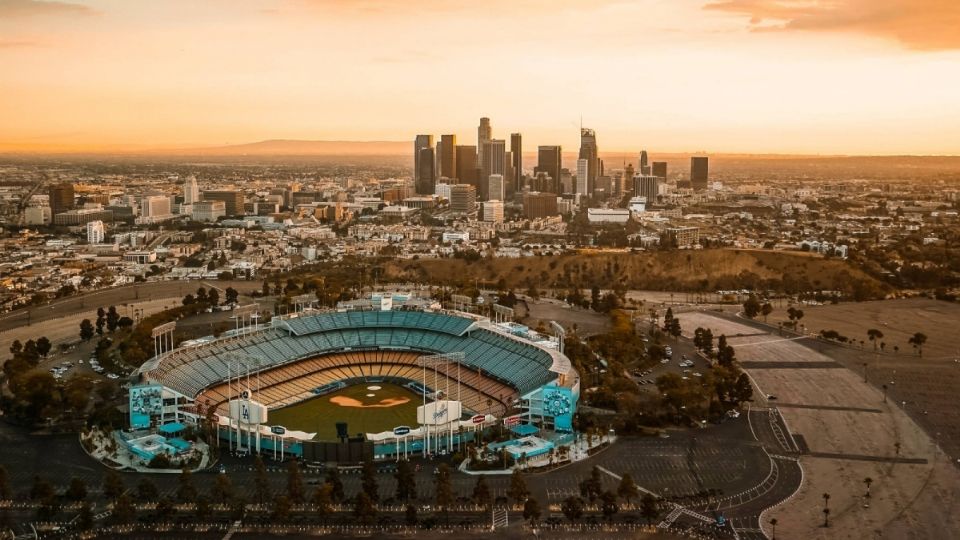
195;495;212;520
312;483;332;520
600;490;619;521
743;295;761;319
716;335;737;367
102;470;124;501
909;332;928;356
65;477;88;501
287;458;306;503
177;468;197;503
79;318;95;341
668;317;682;340
472;475;492;509
78;503;94;531
523;496;542;524
35;337;51;358
271;495;292;522
617;474;639;507
769;517;778;539
404;504;418;526
30;476;55;501
640;493;659;525
733;373;754;403
196;287;208;303
761;302;774;322
561;496;584;523
823;507;831;527
111;493;135;525
867;329;884;351
864;477;873;499
508;469;529;505
212;472;234;504
208;288;220;307
182;294;196;306
106;306;120;332
225;287;239;305
353;491;377;523
434;463;454;524
579;466;604;503
324;467;344;502
394;459;416;501
361;459;379;503
254;455;271;505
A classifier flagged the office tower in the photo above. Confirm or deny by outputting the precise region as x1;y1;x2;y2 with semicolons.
49;183;75;215
624;164;635;195
504;152;515;198
414;135;435;195
510;133;522;192
439;135;457;179
576;159;589;196
449;184;477;214
523;192;559;219
140;195;172;218
691;156;709;190
487;174;505;202
633;174;661;202
192;201;226;222
578;128;599;193
183;175;200;204
455;145;477;186
639;150;650;175
560;169;573;194
202;190;244;216
480;139;506;200
86;220;105;244
536;146;562;193
531;171;552;193
481;200;504;223
652;161;668;180
477;117;492;165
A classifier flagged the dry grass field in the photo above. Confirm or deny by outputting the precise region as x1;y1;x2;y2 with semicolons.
677;311;960;540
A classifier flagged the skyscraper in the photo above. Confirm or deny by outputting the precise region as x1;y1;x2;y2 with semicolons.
652;161;667;180
536;145;562;194
49;183;75;215
510;133;522;192
487;174;505;202
439;134;457;179
480;139;506;200
455;145;478;186
690;156;709;191
414;134;435;195
639;150;650;175
576;159;589;195
183;175;200;204
634;174;661;202
578;128;599;193
449;184;477;214
477;117;492;165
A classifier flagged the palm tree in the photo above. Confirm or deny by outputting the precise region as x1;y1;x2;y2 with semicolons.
769;517;778;539
823;507;830;527
864;477;873;499
909;333;928;357
822;492;830;510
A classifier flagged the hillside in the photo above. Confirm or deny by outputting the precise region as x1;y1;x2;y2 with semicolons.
385;249;889;298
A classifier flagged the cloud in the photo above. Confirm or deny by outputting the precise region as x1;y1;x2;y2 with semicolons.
0;0;96;18
704;0;960;51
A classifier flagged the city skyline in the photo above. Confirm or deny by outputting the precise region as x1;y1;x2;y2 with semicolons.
0;0;958;155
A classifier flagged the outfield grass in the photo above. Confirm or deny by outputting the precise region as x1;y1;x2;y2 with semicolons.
267;383;421;440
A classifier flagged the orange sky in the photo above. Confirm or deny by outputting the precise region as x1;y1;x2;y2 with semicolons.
1;0;958;155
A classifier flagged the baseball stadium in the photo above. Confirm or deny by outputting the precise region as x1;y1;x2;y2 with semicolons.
132;299;580;462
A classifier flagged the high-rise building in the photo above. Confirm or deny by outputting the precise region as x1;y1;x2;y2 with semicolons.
536;146;562;194
455;145;477;186
510;133;522;192
140;195;172;219
49;183;75;215
480;139;506;200
691;156;709;191
86;220;105;244
192;201;226;222
183;175;200;204
523;192;559;219
414;135;435;195
477;117;492;165
202;190;244;216
439;135;457;179
487;174;505;202
634;174;661;202
579;128;599;193
449;184;477;214
652;161;668;180
576;159;589;196
639;150;650;175
481;200;504;223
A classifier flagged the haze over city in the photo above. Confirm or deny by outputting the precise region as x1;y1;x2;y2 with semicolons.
1;0;959;155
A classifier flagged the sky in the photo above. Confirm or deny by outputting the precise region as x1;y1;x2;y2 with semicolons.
1;0;959;155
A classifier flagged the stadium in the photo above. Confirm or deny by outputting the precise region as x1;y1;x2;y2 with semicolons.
132;298;580;463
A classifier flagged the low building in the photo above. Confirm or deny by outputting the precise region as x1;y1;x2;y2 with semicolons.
587;208;630;223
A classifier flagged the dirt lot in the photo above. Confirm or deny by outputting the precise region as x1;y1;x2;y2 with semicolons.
677;311;960;540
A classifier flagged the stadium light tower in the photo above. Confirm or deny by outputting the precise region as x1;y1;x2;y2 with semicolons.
550;321;566;354
223;352;264;453
416;352;465;456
